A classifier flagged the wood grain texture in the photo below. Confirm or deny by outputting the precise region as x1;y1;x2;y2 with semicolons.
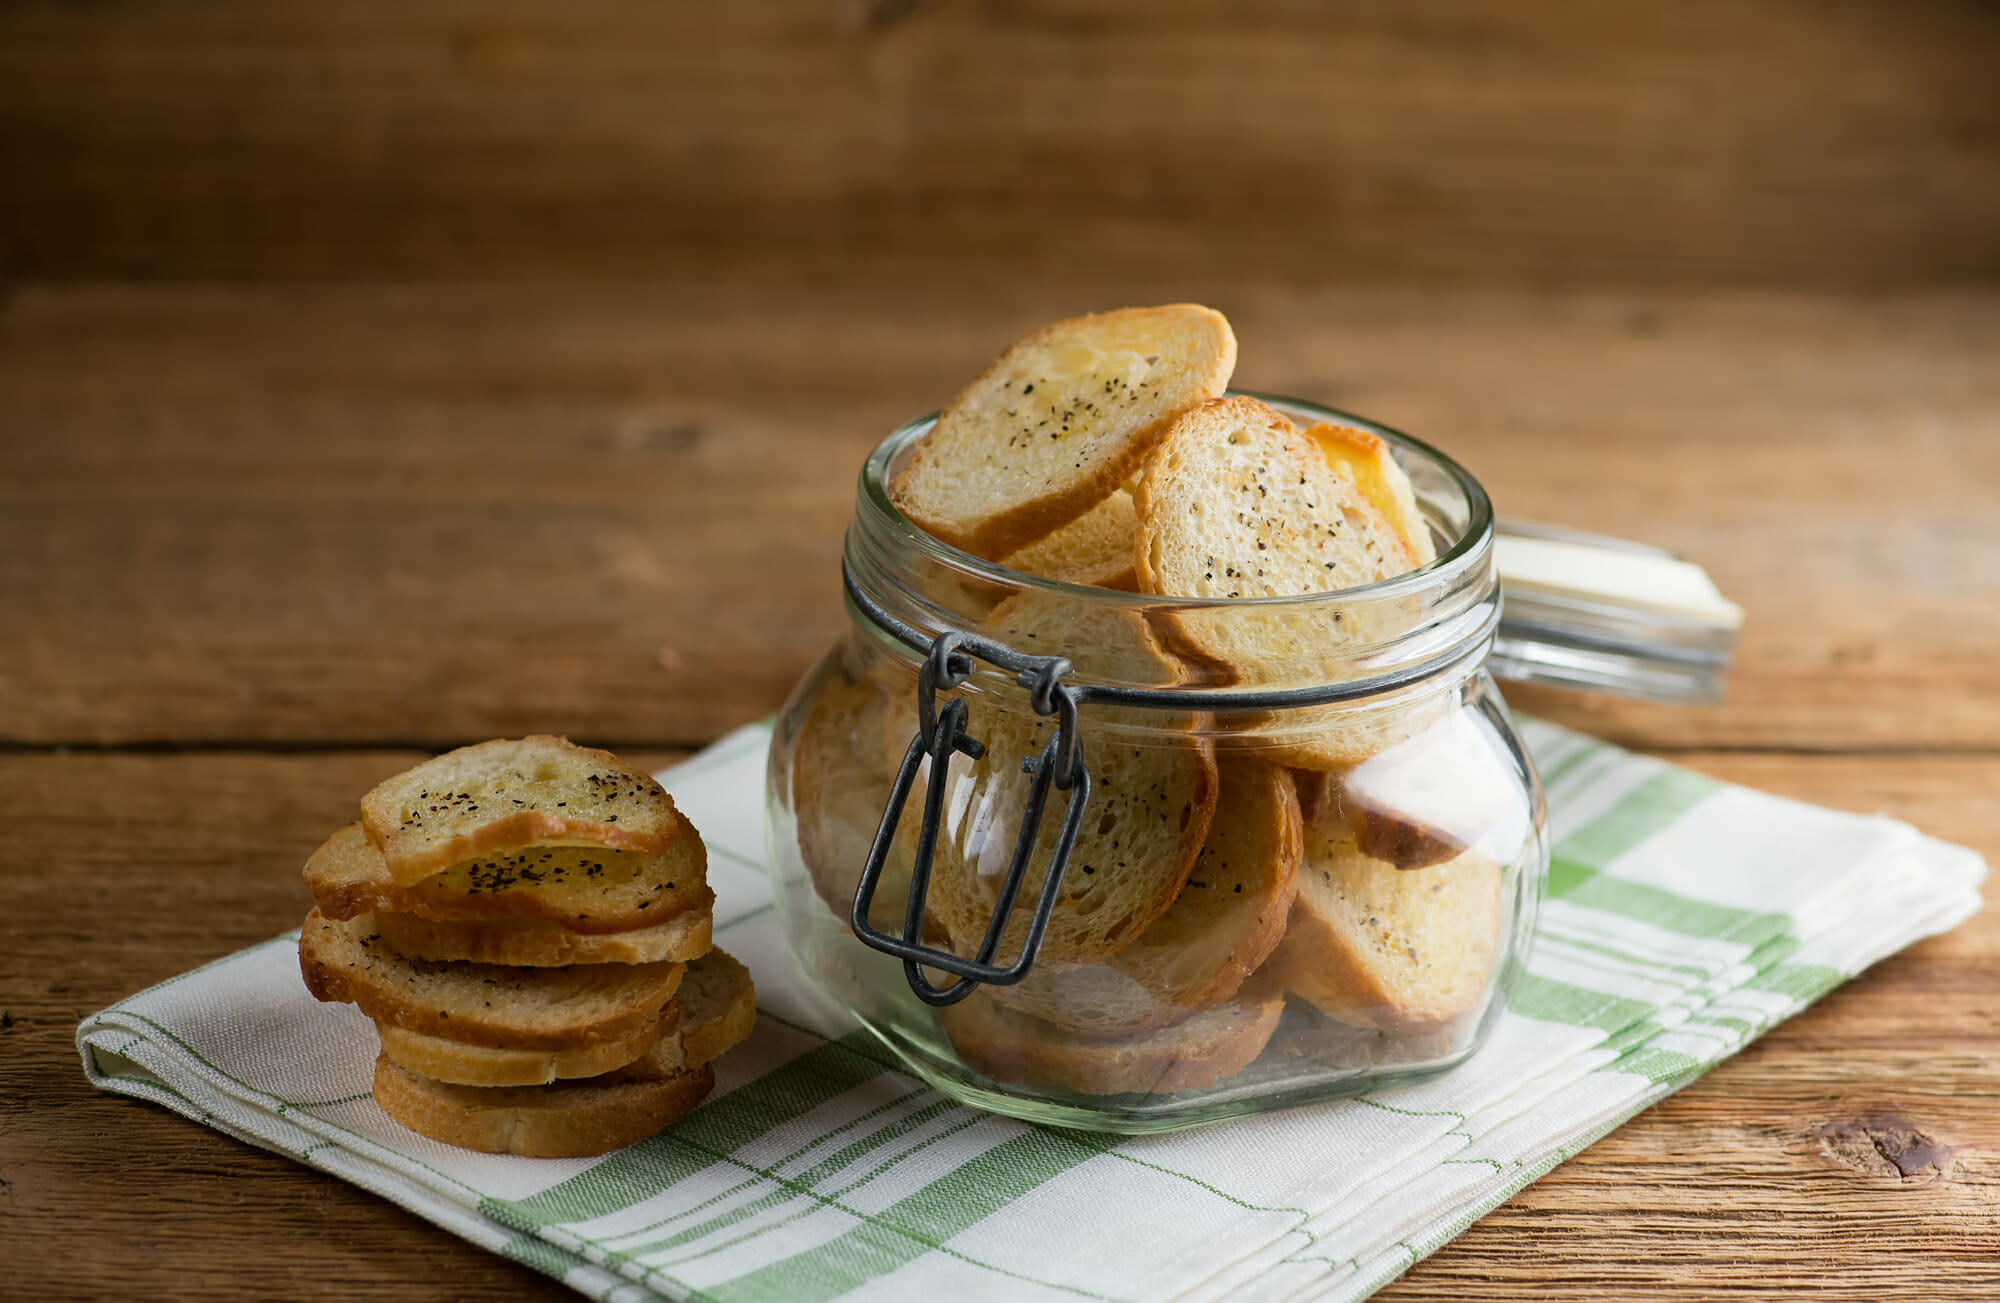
2;0;1996;288
3;285;1996;750
2;750;1990;1299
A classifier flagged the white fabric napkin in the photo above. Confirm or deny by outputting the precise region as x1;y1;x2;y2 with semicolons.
80;719;1984;1302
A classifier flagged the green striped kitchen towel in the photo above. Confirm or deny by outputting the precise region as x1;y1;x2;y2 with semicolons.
79;719;1983;1302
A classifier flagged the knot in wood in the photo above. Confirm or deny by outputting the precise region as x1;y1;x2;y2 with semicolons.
1816;1107;1960;1183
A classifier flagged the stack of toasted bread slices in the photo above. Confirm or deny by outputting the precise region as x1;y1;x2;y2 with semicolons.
300;736;754;1157
824;305;1511;1097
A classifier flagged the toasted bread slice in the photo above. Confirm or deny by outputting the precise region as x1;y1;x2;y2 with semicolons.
369;907;712;967
372;1057;715;1159
928;592;1217;968
377;948;753;1087
793;670;925;936
602;948;757;1081
1135;396;1418;661
892;306;1236;559
1134;397;1434;771
939;975;1283;1096
1307;422;1436;566
298;909;682;1051
987;757;1301;1032
305;822;709;934
997;487;1140;590
1267;811;1503;1033
376;1003;677;1088
360;736;689;885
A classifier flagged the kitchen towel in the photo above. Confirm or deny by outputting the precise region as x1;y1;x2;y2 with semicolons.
79;718;1985;1302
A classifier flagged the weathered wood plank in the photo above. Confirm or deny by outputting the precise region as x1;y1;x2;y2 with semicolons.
3;749;1992;1299
1;1;1995;287
3;286;1996;750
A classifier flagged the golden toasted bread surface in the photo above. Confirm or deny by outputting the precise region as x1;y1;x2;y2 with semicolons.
988;757;1301;1033
892;305;1235;559
603;948;758;1081
376;948;755;1087
1134;397;1418;676
306;821;709;933
1268;806;1503;1033
997;487;1141;590
1306;422;1436;566
372;1057;716;1159
370;906;713;967
940;976;1283;1097
375;1005;676;1088
298;909;682;1051
360;736;688;885
927;592;1217;968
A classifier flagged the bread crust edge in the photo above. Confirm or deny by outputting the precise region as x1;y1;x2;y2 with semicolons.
371;1057;716;1158
892;305;1236;561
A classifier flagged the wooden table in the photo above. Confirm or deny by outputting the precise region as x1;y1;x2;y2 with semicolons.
4;284;1996;1298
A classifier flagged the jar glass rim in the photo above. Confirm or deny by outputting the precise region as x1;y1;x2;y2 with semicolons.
857;392;1494;610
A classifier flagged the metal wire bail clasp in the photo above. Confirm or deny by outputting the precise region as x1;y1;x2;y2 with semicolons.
849;630;1094;1006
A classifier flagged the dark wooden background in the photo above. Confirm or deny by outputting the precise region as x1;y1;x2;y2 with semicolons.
3;0;1997;289
4;2;1997;1299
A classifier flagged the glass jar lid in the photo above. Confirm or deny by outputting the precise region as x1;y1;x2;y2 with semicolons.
1491;519;1741;703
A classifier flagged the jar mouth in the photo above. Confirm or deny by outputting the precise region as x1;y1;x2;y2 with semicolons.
857;392;1494;611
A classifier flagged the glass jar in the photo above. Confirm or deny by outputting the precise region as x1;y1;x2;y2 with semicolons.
765;395;1548;1133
